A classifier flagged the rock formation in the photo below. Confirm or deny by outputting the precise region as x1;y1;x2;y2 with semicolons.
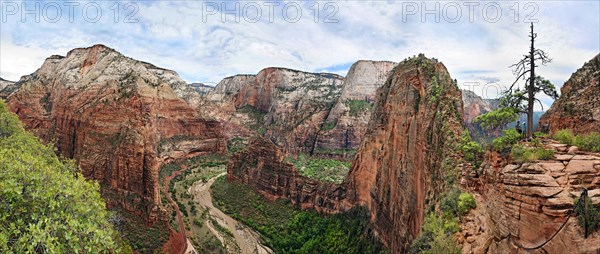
540;54;600;134
228;55;464;253
460;141;600;253
0;77;19;99
347;55;464;253
6;45;226;222
315;61;396;157
188;83;214;95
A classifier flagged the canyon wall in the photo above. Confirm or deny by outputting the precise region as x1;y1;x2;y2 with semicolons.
461;143;600;253
227;55;464;253
346;55;464;253
6;45;225;222
540;54;600;134
314;60;396;156
0;77;19;99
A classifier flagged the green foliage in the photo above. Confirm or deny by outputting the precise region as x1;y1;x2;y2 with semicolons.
211;177;386;254
410;213;460;254
287;154;351;184
492;129;522;151
534;132;549;138
458;131;484;168
574;195;600;234
0;100;131;253
227;137;247;154
321;121;337;131
552;130;600;152
345;100;373;117
473;107;519;131
511;145;555;163
573;132;600;152
239;105;266;126
458;193;476;215
110;208;168;254
553;129;575;145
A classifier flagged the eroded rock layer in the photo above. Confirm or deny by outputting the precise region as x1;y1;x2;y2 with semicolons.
347;55;464;253
228;55;464;253
461;142;600;253
540;54;600;134
7;45;225;222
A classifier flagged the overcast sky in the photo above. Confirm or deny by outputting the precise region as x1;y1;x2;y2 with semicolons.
1;0;598;107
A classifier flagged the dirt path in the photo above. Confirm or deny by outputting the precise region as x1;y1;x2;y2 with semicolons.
164;165;196;254
189;173;273;254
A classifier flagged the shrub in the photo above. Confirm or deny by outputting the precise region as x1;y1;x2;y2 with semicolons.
411;213;460;254
574;195;600;234
458;131;484;167
457;193;476;215
511;145;555;163
345;100;373;116
321;121;337;131
492;129;522;150
573;132;600;152
553;129;575;145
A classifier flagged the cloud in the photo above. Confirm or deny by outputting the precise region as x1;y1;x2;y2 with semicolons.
0;0;598;103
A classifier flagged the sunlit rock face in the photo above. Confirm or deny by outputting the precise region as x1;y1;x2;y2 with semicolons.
7;44;225;222
540;54;600;134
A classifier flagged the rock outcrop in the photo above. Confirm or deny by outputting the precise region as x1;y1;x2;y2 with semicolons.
227;138;353;214
462;89;493;125
188;83;214;95
227;55;464;253
540;54;600;134
0;77;19;99
461;141;600;253
6;45;226;222
314;61;396;157
347;55;464;253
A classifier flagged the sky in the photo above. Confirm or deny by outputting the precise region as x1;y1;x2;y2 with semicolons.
1;0;599;108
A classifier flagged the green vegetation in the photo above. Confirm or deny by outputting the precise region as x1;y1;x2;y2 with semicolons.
110;208;168;254
0;100;131;253
552;129;600;152
239;105;266;127
227;137;248;154
345;99;373;117
491;129;522;151
411;188;476;254
314;147;357;157
321;121;337;131
574;195;600;234
553;129;576;144
511;145;555;163
211;177;386;254
458;130;484;168
286;154;351;184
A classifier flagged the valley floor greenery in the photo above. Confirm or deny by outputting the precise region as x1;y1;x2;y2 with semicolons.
0;100;131;253
211;176;387;254
286;154;351;184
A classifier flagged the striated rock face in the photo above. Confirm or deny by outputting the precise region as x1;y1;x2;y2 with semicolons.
315;61;396;156
462;89;493;125
347;55;464;253
188;83;214;95
6;45;226;222
227;138;353;214
233;68;345;153
462;142;600;253
227;55;464;253
540;54;600;134
0;77;20;99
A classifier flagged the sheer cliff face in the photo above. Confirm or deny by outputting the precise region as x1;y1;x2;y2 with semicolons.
316;61;397;153
462;89;493;124
540;54;600;134
347;56;463;253
7;45;225;221
0;78;19;99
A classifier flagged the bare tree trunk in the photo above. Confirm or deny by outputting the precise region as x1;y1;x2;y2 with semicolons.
527;23;535;138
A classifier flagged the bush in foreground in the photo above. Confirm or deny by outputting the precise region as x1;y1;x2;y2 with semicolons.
0;100;131;253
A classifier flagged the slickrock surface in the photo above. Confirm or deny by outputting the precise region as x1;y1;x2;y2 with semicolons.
6;45;226;222
460;141;600;253
0;77;19;99
540;54;600;134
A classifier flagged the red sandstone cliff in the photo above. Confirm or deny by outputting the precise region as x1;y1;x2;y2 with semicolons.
539;54;600;134
6;45;225;222
227;55;464;253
